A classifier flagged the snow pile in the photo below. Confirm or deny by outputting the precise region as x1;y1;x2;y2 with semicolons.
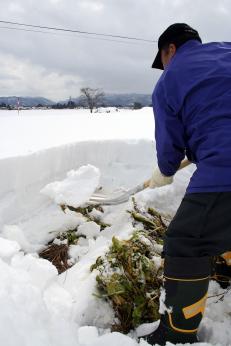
41;164;100;208
77;221;101;239
0;235;228;346
0;237;20;259
0;242;80;346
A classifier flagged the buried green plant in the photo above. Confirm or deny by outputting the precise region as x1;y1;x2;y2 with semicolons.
57;229;80;245
60;204;110;231
128;198;167;243
91;230;164;333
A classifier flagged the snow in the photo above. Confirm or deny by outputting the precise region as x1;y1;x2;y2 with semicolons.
0;108;230;346
0;237;20;259
0;108;154;159
41;164;100;208
0;253;79;346
77;326;99;344
77;221;101;239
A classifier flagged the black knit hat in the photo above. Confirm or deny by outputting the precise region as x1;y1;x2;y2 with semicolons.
152;23;202;70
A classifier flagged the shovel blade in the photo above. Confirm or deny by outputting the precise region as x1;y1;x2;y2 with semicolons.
89;183;145;205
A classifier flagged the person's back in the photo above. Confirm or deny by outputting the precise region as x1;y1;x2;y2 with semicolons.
142;24;231;346
153;40;231;193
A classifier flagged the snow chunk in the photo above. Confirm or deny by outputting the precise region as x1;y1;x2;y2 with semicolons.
91;332;137;346
159;287;172;315
41;164;100;208
152;255;162;269
69;244;89;262
77;221;101;239
2;225;39;253
0;237;20;259
43;283;73;319
78;326;99;344
11;253;58;289
0;254;79;346
136;320;159;338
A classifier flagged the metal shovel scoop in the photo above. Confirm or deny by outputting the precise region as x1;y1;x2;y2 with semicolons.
89;159;191;206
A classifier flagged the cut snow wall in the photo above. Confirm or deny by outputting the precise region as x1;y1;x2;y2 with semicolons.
0;139;155;228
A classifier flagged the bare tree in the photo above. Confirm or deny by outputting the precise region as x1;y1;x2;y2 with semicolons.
80;87;105;113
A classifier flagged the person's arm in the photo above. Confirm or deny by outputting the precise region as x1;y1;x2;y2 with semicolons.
152;80;185;177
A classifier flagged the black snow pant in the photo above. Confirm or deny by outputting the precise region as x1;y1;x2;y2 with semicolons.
163;192;231;258
153;192;231;344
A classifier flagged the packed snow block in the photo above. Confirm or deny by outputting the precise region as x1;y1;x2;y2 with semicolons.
2;224;39;253
77;221;101;239
43;282;73;320
11;253;58;289
71;271;115;328
19;204;83;250
41;164;100;208
198;280;231;345
135;320;159;338
57;235;115;328
68;244;89;262
77;326;99;344
0;237;20;260
90;332;137;346
0;251;79;346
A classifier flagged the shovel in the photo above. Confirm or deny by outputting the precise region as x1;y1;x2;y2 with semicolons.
89;159;191;206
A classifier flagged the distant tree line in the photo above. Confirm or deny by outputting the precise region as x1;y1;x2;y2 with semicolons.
51;88;105;112
0;102;13;110
53;88;144;112
0;87;148;112
51;100;79;109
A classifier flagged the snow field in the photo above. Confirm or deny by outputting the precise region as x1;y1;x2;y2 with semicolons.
0;109;230;346
0;108;154;159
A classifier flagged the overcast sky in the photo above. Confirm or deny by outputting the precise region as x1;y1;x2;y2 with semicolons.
0;0;230;101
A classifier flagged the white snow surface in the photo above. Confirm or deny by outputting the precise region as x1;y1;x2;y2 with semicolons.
0;109;230;346
41;164;100;208
0;108;154;159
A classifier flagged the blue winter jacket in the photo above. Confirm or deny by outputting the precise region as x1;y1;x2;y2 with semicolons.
152;40;231;193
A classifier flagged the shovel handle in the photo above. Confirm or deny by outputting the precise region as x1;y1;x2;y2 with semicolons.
179;158;191;170
144;159;191;188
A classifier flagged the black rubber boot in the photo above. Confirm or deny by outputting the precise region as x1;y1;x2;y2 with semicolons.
141;256;211;345
145;321;198;345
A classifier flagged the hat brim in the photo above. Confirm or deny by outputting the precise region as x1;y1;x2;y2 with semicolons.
151;50;164;70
